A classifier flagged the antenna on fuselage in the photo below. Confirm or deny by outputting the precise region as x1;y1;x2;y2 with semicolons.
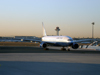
42;22;47;36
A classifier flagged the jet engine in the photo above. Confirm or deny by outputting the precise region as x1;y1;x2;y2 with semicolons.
40;42;47;48
72;43;79;49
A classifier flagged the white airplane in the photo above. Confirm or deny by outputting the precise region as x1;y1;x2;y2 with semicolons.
40;23;80;51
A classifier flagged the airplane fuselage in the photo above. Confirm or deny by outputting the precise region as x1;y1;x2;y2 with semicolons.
42;36;73;47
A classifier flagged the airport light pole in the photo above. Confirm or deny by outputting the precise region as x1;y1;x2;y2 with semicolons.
92;22;95;42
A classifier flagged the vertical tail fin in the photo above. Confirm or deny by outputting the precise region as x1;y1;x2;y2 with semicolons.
42;22;47;36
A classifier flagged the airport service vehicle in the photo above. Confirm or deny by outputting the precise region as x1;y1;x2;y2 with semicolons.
40;23;81;51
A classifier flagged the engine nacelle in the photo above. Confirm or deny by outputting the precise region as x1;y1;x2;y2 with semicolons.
72;43;79;49
40;42;47;48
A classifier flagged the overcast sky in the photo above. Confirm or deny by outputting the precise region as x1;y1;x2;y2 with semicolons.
0;0;100;38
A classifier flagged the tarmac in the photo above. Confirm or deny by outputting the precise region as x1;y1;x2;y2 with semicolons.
0;46;100;53
0;46;100;75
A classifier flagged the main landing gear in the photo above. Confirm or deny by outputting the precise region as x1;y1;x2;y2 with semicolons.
61;47;70;51
43;48;49;50
67;48;70;51
61;47;66;51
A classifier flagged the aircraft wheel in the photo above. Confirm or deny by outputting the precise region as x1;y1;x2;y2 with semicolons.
61;48;66;51
67;49;70;51
44;48;49;50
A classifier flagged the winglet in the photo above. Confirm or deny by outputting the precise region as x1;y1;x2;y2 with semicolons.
42;22;47;36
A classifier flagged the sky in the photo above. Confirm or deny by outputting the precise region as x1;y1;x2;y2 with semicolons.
0;0;100;38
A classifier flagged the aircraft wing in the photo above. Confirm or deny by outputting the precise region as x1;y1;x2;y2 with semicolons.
73;39;91;43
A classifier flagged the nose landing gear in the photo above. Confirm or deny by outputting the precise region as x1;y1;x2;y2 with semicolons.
61;47;70;51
